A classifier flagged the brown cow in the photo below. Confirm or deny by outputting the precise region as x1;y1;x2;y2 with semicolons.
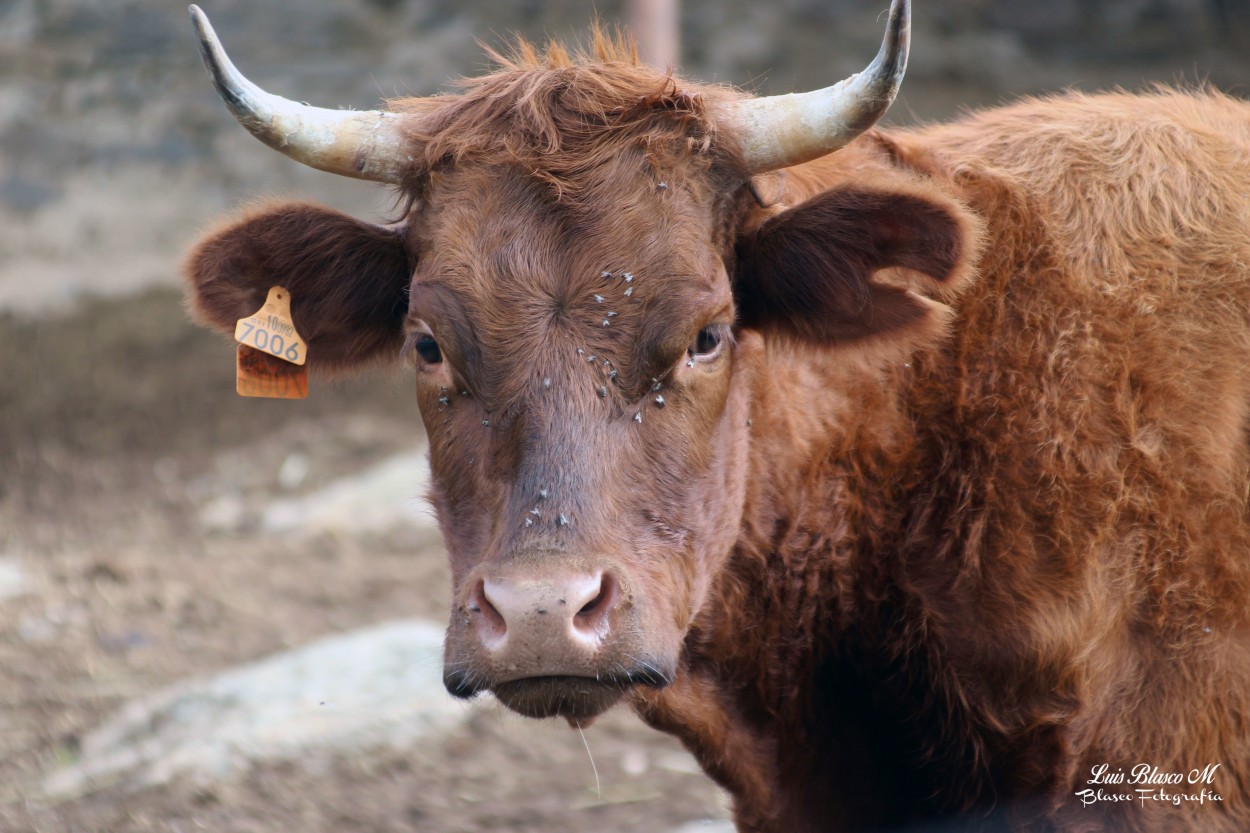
182;2;1250;830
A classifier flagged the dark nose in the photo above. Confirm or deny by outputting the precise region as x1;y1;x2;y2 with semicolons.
469;570;620;655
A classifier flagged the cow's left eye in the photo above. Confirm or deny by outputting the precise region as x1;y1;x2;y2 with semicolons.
415;335;443;364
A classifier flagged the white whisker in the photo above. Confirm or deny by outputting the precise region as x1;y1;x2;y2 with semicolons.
575;720;601;798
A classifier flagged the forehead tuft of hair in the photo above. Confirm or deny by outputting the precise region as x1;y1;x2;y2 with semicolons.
388;24;740;194
484;23;642;70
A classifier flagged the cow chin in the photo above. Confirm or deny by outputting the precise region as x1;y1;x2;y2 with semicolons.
491;676;629;721
445;662;677;722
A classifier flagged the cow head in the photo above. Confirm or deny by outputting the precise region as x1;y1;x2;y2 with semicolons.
184;0;976;722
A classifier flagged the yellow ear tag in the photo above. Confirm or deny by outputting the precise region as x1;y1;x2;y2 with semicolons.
234;286;307;364
233;286;309;399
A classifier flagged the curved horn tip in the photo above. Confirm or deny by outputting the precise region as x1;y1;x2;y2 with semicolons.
868;0;910;102
186;4;409;184
722;0;912;174
880;0;911;70
889;0;910;27
188;5;210;38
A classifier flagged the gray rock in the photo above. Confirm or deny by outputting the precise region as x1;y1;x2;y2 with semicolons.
261;450;435;537
42;619;469;797
669;821;735;833
0;556;29;602
196;493;247;534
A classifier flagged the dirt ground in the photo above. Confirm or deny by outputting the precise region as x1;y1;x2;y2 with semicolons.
0;290;729;832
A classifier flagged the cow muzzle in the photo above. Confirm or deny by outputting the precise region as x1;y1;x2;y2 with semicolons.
443;563;674;720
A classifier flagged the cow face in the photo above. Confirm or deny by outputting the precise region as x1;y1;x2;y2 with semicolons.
404;152;756;719
184;1;976;723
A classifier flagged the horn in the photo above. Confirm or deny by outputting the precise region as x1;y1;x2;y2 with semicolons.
188;5;409;183
720;0;910;173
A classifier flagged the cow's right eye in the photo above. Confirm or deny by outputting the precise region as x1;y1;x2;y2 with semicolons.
415;335;443;364
688;324;729;362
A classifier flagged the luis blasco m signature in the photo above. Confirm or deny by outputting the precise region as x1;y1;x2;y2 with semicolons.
1075;763;1224;807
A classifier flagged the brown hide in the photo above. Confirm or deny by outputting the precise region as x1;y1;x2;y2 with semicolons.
635;90;1250;832
183;32;1250;833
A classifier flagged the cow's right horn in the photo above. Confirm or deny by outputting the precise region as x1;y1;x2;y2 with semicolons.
189;5;409;184
719;0;910;173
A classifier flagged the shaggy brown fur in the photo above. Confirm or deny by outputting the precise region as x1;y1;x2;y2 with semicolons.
184;32;1250;833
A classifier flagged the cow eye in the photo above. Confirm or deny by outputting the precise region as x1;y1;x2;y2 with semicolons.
415;334;443;365
688;325;727;361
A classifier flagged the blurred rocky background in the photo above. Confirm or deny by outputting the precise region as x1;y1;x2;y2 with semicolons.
1;0;1248;313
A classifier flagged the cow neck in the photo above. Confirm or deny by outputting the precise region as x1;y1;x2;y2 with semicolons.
634;338;930;827
729;337;920;655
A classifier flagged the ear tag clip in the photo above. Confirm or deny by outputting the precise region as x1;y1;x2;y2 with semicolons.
233;286;308;399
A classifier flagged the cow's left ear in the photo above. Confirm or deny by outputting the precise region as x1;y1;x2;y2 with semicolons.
733;184;981;346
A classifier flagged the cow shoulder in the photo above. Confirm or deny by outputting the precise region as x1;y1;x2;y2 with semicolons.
733;141;983;350
184;201;412;371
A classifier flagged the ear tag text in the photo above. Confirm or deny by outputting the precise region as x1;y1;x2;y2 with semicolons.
234;286;309;399
234;285;306;364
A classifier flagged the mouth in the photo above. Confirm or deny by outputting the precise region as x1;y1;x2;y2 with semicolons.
493;676;629;720
445;665;674;721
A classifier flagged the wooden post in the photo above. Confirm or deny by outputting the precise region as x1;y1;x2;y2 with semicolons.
628;0;680;69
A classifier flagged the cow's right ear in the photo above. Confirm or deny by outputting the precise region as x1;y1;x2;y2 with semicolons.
184;201;412;372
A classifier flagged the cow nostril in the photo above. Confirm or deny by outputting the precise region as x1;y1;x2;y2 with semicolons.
471;579;507;643
574;571;619;633
578;591;604;616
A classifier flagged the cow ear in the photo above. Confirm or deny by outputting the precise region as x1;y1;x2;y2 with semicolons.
184;201;412;372
733;184;980;347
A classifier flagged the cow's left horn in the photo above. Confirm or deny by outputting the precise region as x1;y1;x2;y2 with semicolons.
720;0;910;173
189;5;409;184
